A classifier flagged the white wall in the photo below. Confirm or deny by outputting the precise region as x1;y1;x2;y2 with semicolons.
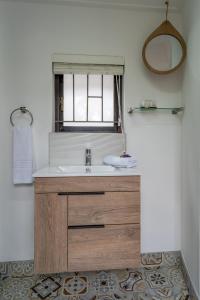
182;0;200;296
0;1;182;261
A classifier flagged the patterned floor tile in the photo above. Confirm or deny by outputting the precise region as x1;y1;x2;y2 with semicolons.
30;274;62;299
62;273;88;297
119;271;145;292
141;253;163;267
144;269;173;289
168;267;188;289
1;276;36;300
163;253;182;268
0;252;192;300
91;271;116;295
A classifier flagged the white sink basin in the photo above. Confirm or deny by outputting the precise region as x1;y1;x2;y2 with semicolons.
57;165;115;174
33;165;139;177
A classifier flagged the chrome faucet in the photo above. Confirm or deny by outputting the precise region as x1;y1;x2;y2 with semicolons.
85;148;92;166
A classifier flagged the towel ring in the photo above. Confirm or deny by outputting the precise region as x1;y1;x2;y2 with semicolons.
10;106;33;127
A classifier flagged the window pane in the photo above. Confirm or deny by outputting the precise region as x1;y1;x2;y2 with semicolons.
64;74;73;121
64;122;113;127
74;75;87;121
103;75;114;121
59;74;118;130
88;75;102;97
88;97;102;121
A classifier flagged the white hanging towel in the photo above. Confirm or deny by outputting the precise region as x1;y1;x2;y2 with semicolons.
13;126;33;184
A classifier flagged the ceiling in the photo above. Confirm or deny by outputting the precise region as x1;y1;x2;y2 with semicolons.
0;0;183;11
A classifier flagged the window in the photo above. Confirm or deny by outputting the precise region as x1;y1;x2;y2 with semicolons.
54;69;123;133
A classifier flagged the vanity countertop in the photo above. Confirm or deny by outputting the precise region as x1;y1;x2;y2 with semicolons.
33;165;140;177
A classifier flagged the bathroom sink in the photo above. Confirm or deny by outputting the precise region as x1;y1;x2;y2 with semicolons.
57;165;115;174
33;165;138;178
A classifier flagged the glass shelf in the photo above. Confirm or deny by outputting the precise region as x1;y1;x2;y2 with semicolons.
128;107;184;115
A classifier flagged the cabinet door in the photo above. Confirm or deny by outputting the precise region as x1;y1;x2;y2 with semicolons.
34;193;68;274
68;224;140;272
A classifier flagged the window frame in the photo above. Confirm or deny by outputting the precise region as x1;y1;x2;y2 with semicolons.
55;74;123;133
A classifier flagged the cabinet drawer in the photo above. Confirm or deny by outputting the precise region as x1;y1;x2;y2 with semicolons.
68;192;140;225
68;224;140;272
35;176;140;193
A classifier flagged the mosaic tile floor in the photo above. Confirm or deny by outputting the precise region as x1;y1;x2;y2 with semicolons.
0;252;191;300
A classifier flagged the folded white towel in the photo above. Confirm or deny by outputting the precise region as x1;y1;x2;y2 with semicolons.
103;155;137;168
13;126;33;184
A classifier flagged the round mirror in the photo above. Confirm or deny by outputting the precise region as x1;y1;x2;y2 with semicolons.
145;35;183;72
142;21;187;74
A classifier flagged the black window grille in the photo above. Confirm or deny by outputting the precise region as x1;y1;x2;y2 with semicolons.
55;74;123;133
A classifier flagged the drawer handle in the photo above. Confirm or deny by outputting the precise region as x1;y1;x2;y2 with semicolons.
68;225;105;229
58;192;105;196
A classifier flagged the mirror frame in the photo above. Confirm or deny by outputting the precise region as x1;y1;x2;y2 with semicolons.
142;20;187;75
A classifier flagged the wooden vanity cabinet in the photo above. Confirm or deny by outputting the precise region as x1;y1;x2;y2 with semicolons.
34;176;140;274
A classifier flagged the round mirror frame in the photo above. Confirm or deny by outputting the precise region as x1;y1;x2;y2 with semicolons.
142;20;187;75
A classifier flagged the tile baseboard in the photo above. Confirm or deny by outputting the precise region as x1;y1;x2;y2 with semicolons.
0;260;34;278
180;253;199;300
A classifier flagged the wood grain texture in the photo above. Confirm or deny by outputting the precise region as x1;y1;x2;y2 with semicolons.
68;192;140;225
35;176;140;194
68;224;140;272
34;193;68;274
